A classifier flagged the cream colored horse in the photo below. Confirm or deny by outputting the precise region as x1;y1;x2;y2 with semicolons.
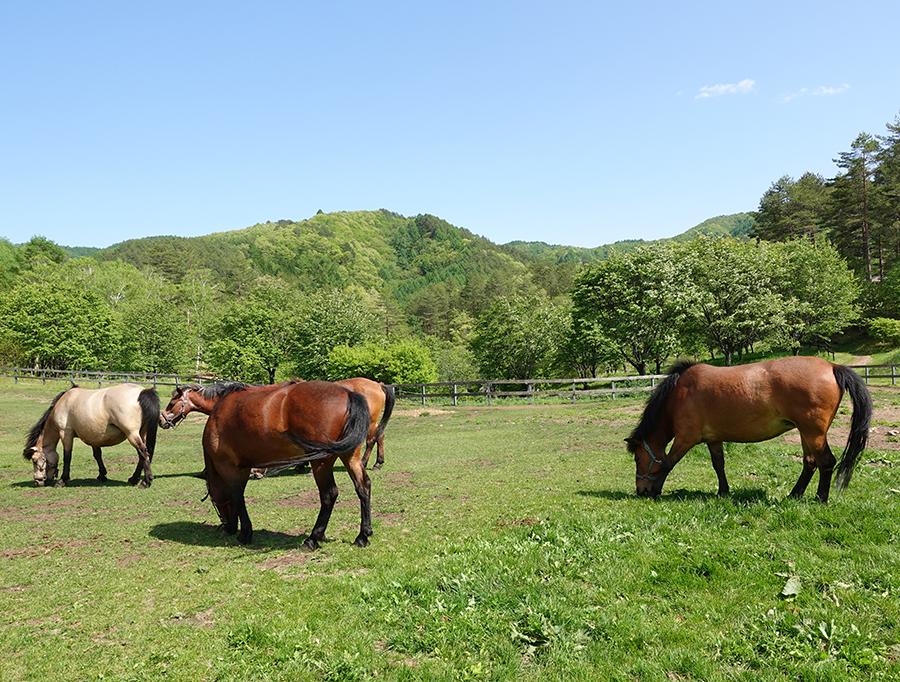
23;383;160;487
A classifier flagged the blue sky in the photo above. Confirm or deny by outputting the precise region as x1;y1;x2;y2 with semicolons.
2;1;899;248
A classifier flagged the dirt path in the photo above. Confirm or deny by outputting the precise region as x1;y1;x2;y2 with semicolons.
849;355;873;365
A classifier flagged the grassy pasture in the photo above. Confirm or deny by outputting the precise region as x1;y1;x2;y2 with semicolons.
0;378;897;681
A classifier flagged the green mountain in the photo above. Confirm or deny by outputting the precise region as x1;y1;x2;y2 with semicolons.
502;212;755;263
58;209;755;324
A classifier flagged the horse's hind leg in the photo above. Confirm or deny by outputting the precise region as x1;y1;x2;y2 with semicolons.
374;434;385;470
126;434;153;488
791;431;833;502
361;439;374;470
342;447;372;547
229;478;252;544
813;439;837;503
304;458;339;551
92;447;108;482
708;442;729;497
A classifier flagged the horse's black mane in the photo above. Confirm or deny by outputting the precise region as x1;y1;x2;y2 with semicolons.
626;360;697;452
177;382;251;399
23;387;71;460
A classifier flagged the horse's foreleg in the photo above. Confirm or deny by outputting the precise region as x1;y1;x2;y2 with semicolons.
56;433;75;487
56;447;73;487
343;448;372;547
654;438;695;497
304;458;339;550
92;447;108;482
708;442;729;497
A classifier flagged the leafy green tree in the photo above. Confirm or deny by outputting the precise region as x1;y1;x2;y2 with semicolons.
289;288;379;379
206;279;298;382
556;308;619;377
754;173;830;241
874;113;900;275
829;133;882;280
117;288;189;373
326;339;437;383
0;280;116;369
572;244;687;375
0;239;19;290
869;317;900;346
678;238;787;364
470;294;566;379
769;238;859;351
18;236;67;270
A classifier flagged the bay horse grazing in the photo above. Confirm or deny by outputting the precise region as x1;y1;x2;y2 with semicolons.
626;357;872;502
163;381;371;548
23;384;160;487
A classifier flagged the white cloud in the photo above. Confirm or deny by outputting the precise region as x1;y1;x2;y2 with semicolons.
782;83;850;102
695;79;756;99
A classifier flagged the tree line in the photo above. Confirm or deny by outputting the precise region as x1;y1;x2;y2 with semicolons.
1;114;898;381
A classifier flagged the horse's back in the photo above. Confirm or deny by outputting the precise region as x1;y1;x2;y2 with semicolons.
676;357;841;443
61;384;146;445
206;381;355;467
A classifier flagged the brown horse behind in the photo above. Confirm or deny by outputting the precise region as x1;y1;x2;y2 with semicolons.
626;357;872;502
177;381;371;548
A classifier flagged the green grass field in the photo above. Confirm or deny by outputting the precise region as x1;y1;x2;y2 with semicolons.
0;378;898;681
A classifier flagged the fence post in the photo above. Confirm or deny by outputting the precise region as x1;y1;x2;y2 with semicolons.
486;382;493;406
528;382;534;404
420;384;426;406
451;383;458;407
153;373;158;388
13;367;18;384
41;370;46;385
864;366;870;385
571;380;576;403
612;380;616;400
892;365;896;386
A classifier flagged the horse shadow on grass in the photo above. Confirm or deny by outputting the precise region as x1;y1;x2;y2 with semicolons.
8;477;131;488
150;520;320;550
577;487;770;505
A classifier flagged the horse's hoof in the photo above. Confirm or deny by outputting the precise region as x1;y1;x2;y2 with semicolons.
97;475;108;483
372;463;383;471
353;534;369;548
303;537;320;551
54;479;67;488
33;480;45;487
223;524;238;536
138;479;151;489
127;476;140;486
237;530;253;545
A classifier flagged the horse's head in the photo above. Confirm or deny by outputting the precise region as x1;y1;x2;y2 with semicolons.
625;437;667;498
26;438;59;486
160;385;199;429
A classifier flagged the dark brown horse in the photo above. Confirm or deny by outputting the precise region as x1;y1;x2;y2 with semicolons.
162;381;371;548
160;377;395;473
626;357;872;502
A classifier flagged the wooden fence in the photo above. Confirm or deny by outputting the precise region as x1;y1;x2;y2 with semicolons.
1;364;897;405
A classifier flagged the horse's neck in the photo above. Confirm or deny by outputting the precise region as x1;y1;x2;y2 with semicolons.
188;393;219;414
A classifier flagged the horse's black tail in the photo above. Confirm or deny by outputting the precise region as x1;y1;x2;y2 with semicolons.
139;388;160;457
375;384;396;441
23;388;70;459
285;390;371;463
832;365;872;490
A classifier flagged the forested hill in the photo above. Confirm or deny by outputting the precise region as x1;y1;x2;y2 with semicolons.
502;212;755;262
69;209;755;305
